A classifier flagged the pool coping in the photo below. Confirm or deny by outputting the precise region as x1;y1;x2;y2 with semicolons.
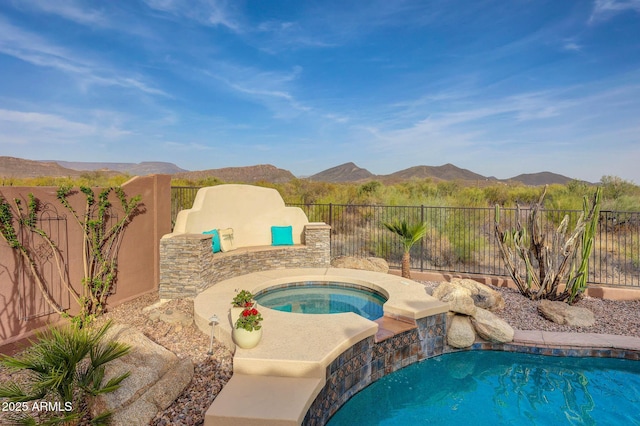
492;329;640;357
195;269;640;426
194;268;450;379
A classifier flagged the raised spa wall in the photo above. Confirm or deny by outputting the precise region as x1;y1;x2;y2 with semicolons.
303;313;447;425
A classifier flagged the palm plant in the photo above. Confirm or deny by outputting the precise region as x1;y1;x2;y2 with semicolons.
0;320;130;425
383;219;428;279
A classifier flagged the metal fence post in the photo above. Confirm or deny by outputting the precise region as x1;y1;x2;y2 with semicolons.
420;204;425;272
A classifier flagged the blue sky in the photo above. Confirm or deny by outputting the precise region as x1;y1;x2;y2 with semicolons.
0;0;639;183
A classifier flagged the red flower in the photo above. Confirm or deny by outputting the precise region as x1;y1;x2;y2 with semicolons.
244;301;252;307
250;308;258;316
242;309;250;317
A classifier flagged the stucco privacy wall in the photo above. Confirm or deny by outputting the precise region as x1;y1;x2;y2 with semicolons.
160;184;331;299
0;175;171;349
171;184;309;246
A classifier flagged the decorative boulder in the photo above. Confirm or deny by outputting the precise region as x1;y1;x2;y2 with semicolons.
331;256;389;273
433;282;476;316
538;300;595;327
452;278;505;311
471;308;515;343
447;314;476;349
431;281;462;301
436;280;514;348
92;324;194;426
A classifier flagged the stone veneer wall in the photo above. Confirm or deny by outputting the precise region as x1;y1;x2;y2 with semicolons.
303;313;447;426
159;223;331;299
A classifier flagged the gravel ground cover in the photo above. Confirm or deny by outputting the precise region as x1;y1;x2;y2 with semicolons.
1;283;639;425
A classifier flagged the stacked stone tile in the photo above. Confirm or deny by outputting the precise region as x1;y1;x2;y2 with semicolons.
159;223;331;299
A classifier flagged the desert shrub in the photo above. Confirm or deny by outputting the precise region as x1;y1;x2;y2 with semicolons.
422;227;457;267
442;209;487;264
451;187;486;207
484;184;510;206
600;175;638;201
507;185;542;206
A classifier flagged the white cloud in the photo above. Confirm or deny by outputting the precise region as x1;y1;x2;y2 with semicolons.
16;0;107;26
202;63;311;118
143;0;241;32
0;18;168;97
590;0;640;23
0;109;95;146
0;109;94;134
563;40;582;51
0;108;134;148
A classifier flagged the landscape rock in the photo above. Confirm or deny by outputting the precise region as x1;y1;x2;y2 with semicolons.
160;309;193;327
471;308;515;343
331;256;389;273
447;314;476;348
432;281;466;301
432;282;476;316
452;278;505;311
92;324;194;426
538;300;595;327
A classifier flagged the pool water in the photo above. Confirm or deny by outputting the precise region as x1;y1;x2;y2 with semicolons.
254;282;386;320
327;351;640;425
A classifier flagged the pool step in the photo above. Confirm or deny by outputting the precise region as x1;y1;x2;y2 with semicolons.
204;374;323;426
374;316;417;342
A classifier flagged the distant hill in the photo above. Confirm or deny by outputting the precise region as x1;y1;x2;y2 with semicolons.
507;172;573;186
308;162;374;182
1;156;83;178
381;163;492;183
173;164;295;183
49;161;186;175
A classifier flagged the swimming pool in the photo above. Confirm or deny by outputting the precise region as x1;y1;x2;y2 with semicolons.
327;351;640;425
254;281;387;320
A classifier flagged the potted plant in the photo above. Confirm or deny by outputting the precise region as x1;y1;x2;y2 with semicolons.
230;289;254;325
232;306;264;349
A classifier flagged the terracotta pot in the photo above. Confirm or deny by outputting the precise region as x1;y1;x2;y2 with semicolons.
232;327;263;349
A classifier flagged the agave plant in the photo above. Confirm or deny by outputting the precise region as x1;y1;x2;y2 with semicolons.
0;320;130;425
383;219;428;279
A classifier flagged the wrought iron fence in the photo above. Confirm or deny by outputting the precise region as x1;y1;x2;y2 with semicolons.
171;186;200;228
170;187;639;288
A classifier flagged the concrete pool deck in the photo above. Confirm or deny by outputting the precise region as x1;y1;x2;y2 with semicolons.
193;268;640;426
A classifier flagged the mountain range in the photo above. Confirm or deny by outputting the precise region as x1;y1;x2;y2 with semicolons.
0;157;577;186
307;162;575;186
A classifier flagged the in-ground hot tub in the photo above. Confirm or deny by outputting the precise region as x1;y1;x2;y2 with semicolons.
193;268;450;425
254;281;388;320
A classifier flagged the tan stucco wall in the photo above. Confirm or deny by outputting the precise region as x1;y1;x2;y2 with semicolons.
0;175;171;350
170;184;309;247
